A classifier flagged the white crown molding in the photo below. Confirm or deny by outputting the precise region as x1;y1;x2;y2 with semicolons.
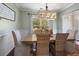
59;3;75;12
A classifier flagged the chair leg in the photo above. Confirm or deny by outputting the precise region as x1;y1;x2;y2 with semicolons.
30;42;37;56
49;42;55;56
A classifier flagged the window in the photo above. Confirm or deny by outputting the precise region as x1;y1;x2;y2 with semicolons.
32;18;48;32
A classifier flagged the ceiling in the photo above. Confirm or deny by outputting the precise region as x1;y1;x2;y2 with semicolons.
15;3;74;12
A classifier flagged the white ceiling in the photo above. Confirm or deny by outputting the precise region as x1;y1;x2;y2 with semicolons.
15;3;74;12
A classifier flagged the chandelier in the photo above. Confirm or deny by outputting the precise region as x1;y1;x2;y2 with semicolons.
37;3;56;20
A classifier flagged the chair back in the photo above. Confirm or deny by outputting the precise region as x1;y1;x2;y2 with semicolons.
12;30;22;45
55;33;69;56
67;29;77;40
36;32;50;56
12;31;17;46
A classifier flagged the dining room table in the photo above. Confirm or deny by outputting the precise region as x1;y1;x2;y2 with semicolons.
20;33;56;55
21;33;56;44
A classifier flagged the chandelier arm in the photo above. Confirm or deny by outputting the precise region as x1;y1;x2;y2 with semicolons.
49;12;53;19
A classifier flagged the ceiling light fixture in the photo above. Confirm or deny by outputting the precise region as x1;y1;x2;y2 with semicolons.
37;3;56;20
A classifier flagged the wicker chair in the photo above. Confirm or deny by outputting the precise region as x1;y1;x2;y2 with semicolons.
55;33;69;56
36;31;50;56
12;31;31;56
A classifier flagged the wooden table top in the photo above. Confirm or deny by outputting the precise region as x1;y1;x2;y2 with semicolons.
21;34;56;43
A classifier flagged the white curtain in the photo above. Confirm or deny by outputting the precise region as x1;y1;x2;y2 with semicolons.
62;14;73;33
